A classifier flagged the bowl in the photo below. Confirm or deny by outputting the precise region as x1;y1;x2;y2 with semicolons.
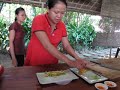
95;83;108;90
104;81;117;88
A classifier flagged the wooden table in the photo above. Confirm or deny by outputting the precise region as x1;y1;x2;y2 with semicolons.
0;64;120;90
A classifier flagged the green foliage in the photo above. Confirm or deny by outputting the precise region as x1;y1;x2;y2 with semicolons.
22;18;32;47
67;15;96;49
0;17;9;49
32;7;47;16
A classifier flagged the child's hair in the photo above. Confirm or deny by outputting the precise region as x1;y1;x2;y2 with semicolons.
46;0;67;9
15;7;25;21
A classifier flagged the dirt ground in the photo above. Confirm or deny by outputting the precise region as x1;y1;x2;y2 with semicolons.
0;53;12;68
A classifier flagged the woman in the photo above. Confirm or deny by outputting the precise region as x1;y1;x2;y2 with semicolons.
25;0;89;68
9;7;26;67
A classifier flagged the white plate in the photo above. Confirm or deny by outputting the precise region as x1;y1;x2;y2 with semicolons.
70;68;108;84
95;83;108;90
36;69;78;85
104;81;117;87
55;80;72;85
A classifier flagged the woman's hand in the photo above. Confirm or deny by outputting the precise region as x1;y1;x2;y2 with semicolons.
75;59;94;68
66;60;85;69
77;59;96;68
12;59;17;67
75;59;86;66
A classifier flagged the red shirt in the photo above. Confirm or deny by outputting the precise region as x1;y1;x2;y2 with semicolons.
25;13;67;66
9;21;25;55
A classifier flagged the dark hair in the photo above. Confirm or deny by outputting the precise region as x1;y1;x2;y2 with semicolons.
46;0;67;9
15;7;25;21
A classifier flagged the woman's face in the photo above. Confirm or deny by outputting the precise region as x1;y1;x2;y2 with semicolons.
48;2;66;24
16;11;26;23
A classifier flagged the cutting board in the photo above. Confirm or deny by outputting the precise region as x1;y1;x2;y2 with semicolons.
91;58;120;70
86;63;120;80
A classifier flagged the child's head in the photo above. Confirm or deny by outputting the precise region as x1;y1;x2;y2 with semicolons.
15;7;26;22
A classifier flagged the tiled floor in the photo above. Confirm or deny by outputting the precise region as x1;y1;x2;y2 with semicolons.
0;48;120;68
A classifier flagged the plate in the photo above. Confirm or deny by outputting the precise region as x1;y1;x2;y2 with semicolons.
55;80;72;85
95;83;108;90
70;68;108;84
104;81;117;87
36;69;78;85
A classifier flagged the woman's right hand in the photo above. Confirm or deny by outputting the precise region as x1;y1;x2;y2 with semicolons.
12;59;17;67
66;60;84;69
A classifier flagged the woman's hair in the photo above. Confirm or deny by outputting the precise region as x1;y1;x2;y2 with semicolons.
15;7;25;21
46;0;67;9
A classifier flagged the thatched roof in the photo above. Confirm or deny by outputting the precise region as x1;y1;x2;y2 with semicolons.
67;0;102;15
0;0;102;15
101;0;120;19
0;0;120;19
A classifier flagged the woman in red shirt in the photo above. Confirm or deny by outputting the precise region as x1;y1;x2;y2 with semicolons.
25;0;90;68
9;7;26;67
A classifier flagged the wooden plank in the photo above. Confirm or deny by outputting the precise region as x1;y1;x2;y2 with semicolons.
97;58;120;70
86;63;120;80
